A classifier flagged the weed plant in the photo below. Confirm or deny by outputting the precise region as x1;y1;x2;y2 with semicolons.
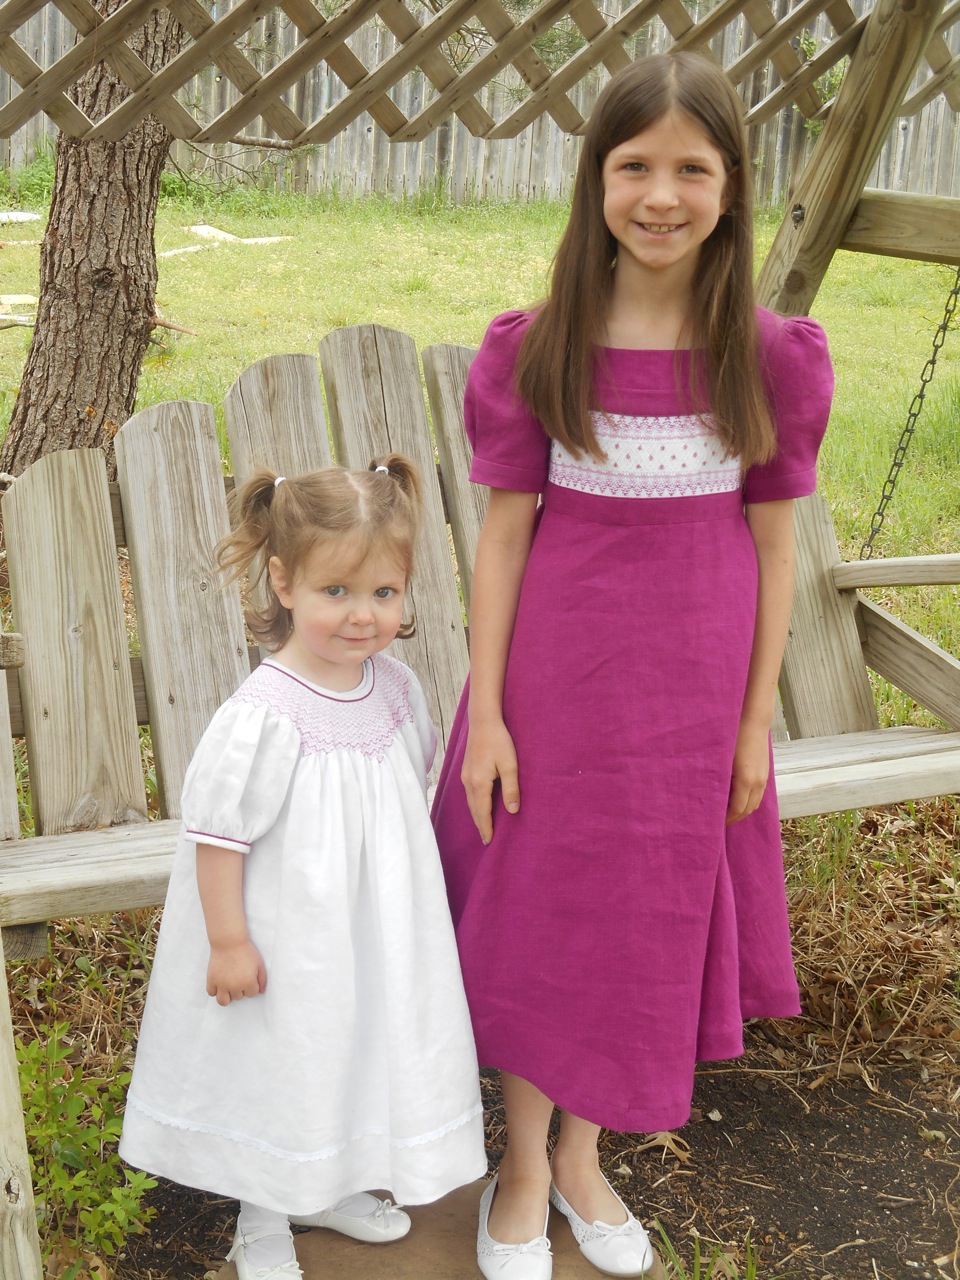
656;1223;759;1278
11;914;161;1277
18;1025;157;1279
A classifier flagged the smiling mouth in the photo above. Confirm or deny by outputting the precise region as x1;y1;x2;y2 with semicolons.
641;223;682;233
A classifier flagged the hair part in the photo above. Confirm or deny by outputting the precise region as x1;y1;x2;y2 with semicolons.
515;51;776;469
217;454;423;650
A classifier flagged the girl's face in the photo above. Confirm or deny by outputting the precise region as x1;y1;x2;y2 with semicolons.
601;108;733;289
269;542;407;691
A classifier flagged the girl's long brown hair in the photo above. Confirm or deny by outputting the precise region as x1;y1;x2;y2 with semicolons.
515;52;776;468
216;454;423;649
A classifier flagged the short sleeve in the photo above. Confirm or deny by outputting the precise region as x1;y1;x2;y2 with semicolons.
742;310;834;504
180;700;301;852
465;310;551;493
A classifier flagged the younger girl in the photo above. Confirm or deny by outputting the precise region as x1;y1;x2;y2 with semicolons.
121;457;486;1280
432;52;834;1280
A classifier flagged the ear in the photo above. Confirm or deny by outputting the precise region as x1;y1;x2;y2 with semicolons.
268;555;294;609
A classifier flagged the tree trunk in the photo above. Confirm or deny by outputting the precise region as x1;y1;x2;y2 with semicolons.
0;4;185;478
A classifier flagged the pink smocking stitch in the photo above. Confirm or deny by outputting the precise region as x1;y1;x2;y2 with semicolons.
229;655;415;761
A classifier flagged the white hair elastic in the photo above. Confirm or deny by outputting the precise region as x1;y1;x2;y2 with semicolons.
274;476;286;487
375;465;390;474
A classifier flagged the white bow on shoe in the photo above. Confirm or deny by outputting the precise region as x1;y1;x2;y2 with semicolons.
477;1175;553;1280
290;1193;411;1242
549;1180;654;1276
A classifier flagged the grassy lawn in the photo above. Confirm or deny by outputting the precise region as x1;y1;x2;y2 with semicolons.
1;190;958;700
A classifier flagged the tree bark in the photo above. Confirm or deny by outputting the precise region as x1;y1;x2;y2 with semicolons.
0;3;185;478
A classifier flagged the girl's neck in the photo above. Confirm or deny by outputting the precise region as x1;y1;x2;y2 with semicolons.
604;260;695;351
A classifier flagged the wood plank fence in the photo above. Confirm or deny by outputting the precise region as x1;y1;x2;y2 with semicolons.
1;0;958;203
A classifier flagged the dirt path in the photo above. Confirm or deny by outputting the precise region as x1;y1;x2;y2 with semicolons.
115;1026;960;1280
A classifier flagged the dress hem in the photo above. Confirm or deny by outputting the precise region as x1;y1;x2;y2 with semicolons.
124;1093;484;1162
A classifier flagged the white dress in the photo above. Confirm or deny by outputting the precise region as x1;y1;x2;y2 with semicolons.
120;654;486;1215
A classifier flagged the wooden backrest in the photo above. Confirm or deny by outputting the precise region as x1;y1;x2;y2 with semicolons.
319;325;469;748
115;403;250;817
2;450;145;835
0;326;887;854
422;342;486;618
779;495;879;739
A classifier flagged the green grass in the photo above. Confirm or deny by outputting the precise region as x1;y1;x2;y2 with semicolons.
1;190;958;719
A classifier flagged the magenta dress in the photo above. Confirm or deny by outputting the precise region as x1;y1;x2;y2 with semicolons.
431;307;834;1134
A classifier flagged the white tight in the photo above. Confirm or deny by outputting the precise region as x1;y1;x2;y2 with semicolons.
237;1201;296;1269
237;1193;380;1267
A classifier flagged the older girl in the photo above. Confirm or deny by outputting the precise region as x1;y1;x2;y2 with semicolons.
432;52;833;1280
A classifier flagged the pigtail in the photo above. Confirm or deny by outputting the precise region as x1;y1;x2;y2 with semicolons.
369;453;423;529
369;453;422;640
216;469;293;649
216;469;280;587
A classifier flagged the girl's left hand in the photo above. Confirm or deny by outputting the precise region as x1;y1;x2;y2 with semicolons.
725;720;770;824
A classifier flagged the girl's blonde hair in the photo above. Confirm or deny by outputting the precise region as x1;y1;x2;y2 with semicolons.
515;51;776;469
217;454;423;650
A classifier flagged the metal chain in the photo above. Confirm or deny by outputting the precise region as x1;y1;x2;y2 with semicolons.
860;263;960;560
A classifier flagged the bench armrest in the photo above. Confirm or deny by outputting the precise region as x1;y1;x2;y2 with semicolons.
833;554;960;590
0;634;24;669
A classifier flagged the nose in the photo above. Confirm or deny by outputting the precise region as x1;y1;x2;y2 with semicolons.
644;170;679;211
347;597;375;625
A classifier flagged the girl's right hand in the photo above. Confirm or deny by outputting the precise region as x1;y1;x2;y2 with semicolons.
461;719;520;845
206;940;267;1006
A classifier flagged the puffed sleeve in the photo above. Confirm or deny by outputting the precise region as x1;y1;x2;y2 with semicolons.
465;310;552;492
742;310;834;504
180;700;302;852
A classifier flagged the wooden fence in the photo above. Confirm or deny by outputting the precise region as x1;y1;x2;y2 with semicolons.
1;0;958;203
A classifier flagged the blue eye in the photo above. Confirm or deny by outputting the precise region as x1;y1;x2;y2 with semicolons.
323;586;346;598
374;587;395;599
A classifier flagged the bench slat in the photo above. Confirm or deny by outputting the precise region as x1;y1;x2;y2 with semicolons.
225;353;333;479
117;403;250;817
2;450;145;834
780;494;879;737
0;820;179;926
319;325;469;749
774;730;960;818
422;342;486;618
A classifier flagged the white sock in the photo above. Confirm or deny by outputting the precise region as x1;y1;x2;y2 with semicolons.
237;1201;296;1269
331;1191;381;1217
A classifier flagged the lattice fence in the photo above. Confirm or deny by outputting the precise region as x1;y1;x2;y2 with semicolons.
0;0;957;152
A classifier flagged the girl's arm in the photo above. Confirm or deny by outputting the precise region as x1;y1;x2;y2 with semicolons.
462;487;540;843
195;843;267;1005
727;499;796;825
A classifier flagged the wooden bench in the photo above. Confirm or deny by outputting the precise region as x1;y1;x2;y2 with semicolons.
1;323;958;1277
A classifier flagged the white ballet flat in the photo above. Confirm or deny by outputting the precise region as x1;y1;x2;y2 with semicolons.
477;1174;553;1280
289;1195;411;1242
226;1225;304;1280
549;1179;654;1276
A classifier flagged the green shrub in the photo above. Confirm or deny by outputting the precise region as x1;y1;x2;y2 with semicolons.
17;1021;156;1279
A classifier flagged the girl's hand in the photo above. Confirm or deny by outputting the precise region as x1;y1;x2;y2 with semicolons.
725;720;770;825
462;718;520;845
206;940;267;1006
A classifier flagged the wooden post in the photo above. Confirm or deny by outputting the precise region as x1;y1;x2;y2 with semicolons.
0;930;43;1280
756;0;948;316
